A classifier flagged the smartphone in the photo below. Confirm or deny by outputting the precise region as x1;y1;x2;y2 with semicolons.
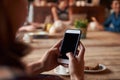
58;29;81;64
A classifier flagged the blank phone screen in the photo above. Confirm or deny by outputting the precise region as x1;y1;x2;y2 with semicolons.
60;33;80;59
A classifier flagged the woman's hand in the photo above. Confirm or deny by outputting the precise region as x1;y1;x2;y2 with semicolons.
27;40;61;75
66;42;85;80
40;40;61;71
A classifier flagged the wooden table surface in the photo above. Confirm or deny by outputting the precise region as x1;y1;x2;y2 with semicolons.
23;31;120;80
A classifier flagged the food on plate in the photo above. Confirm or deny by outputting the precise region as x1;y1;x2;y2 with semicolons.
85;63;100;70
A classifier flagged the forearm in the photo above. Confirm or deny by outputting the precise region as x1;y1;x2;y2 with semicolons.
91;17;104;30
96;22;104;30
97;25;104;30
26;60;44;75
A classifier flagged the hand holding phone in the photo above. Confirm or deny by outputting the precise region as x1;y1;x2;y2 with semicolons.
58;29;81;64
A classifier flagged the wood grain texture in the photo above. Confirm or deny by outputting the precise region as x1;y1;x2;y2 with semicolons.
22;31;120;80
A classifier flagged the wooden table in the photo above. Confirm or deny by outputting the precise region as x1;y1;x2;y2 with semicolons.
23;31;120;80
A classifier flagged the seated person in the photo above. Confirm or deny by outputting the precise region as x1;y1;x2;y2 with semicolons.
33;0;47;6
19;0;50;32
92;0;120;33
0;0;85;80
51;0;72;25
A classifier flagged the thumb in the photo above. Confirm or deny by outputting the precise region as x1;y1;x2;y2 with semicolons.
66;52;75;61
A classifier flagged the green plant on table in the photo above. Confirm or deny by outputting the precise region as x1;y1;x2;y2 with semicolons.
74;19;88;39
74;19;88;28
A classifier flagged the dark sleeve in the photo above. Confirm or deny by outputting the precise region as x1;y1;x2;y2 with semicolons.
104;14;120;32
104;27;116;32
105;27;120;32
103;15;112;28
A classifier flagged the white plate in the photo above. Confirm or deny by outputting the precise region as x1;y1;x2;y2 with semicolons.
28;31;49;38
54;66;69;76
84;64;107;73
28;31;48;36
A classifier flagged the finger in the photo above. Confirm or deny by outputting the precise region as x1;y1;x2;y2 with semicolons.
61;64;68;68
46;48;59;57
78;42;85;60
50;48;59;54
66;52;76;61
52;40;62;48
77;41;80;50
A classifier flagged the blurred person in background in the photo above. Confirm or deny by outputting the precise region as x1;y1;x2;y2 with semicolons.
92;0;120;33
51;0;73;25
50;0;73;34
33;0;47;6
0;0;85;80
19;0;48;32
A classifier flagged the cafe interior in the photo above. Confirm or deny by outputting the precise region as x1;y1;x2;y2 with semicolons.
0;0;120;80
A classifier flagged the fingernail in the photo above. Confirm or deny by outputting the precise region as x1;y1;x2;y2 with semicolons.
66;52;70;56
